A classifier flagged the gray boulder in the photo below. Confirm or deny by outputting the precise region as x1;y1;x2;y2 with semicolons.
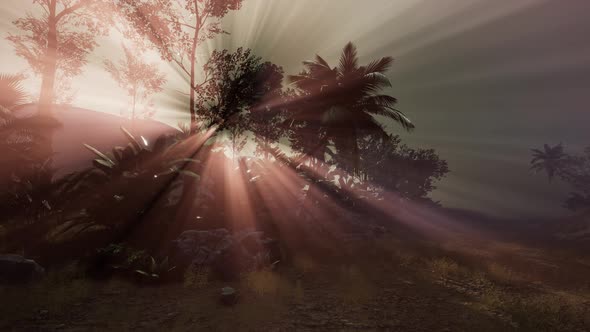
172;229;280;280
0;254;45;283
173;228;231;263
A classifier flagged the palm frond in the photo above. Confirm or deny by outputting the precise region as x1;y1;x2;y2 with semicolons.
121;126;142;152
84;143;115;166
338;42;358;73
364;105;414;131
0;73;27;110
364;72;392;88
361;95;398;108
315;55;331;69
363;56;394;74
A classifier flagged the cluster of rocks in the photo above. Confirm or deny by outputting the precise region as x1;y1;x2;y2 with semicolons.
1;228;280;284
172;228;281;280
0;254;45;283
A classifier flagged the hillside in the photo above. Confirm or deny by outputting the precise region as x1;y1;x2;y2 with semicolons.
13;104;179;177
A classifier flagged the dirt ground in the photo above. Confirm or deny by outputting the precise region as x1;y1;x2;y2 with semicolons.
3;235;590;332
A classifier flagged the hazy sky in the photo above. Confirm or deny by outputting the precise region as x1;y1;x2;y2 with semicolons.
1;0;589;218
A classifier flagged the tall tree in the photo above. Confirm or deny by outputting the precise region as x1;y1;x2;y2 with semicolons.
117;0;245;133
6;0;113;115
104;44;167;120
531;143;590;211
195;48;284;156
530;144;568;182
289;42;414;174
196;48;283;128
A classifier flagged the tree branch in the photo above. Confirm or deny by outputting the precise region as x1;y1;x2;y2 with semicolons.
55;0;86;22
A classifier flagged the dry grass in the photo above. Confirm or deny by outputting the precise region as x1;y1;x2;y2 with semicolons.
428;257;461;278
292;254;318;275
485;262;525;284
480;286;590;331
243;268;286;297
427;257;590;331
183;265;211;289
336;265;375;305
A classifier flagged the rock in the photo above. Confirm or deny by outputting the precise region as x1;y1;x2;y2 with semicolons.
0;254;45;283
172;228;281;280
220;286;237;305
173;228;231;260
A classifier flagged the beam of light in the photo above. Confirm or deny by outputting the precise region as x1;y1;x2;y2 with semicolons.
3;0;590;265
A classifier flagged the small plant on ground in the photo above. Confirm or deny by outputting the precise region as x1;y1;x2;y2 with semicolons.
134;256;176;282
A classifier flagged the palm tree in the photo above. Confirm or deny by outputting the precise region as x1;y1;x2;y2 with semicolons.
0;73;27;110
0;74;37;180
530;143;568;181
288;42;414;174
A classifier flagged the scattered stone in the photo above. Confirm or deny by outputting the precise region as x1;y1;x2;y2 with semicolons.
220;286;238;305
0;254;45;283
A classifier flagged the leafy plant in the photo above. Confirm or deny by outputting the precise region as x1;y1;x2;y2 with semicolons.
1;158;94;223
135;256;176;281
84;126;199;180
0;73;27;109
96;243;149;273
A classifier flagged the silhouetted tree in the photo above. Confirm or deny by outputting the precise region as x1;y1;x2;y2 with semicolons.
6;0;113;115
195;47;284;156
531;143;590;211
289;42;414;174
358;134;449;201
249;88;293;161
104;44;167;120
196;48;283;128
117;0;245;133
530;144;568;182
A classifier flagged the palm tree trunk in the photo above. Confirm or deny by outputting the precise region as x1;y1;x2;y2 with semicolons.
352;126;360;176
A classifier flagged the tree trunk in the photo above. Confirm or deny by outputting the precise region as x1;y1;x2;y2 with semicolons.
39;1;58;116
131;89;136;120
175;4;202;230
352;126;359;176
189;63;197;133
188;4;200;134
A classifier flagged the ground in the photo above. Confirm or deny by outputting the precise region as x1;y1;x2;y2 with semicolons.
2;234;590;332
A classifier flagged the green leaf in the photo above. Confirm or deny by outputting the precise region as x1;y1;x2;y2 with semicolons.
365;72;392;87
94;158;114;169
150;256;157;273
84;144;115;166
121;126;142;152
169;158;201;165
135;270;150;276
177;170;201;180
